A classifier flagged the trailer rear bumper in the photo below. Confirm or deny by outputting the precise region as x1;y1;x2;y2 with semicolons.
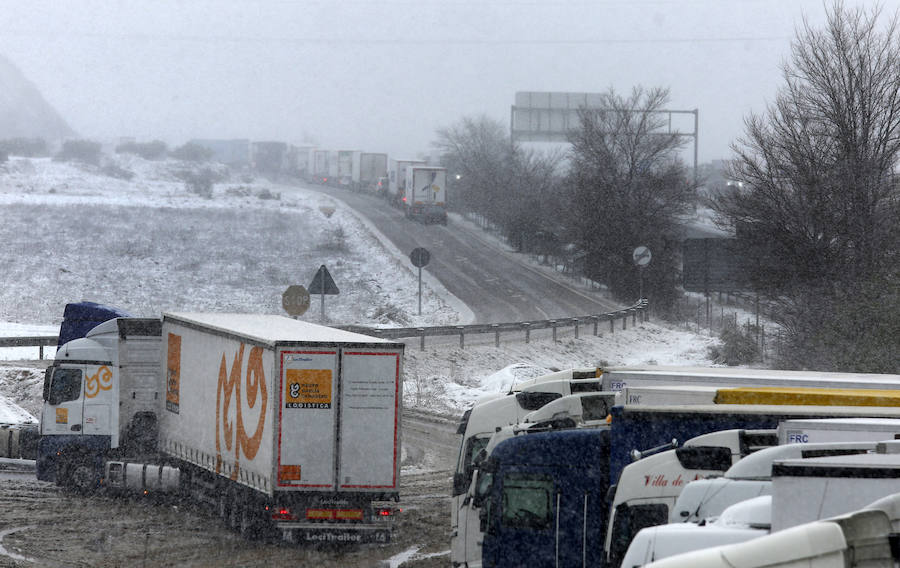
279;522;392;544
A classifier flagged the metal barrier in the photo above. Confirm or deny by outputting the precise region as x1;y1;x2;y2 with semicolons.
0;300;649;356
338;299;650;350
0;336;57;359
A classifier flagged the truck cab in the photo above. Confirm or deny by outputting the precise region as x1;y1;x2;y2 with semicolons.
478;429;611;568
38;318;161;486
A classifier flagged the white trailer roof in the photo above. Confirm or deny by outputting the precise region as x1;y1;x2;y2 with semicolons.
163;312;398;347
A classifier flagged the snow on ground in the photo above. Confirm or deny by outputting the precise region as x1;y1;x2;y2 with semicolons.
0;154;723;424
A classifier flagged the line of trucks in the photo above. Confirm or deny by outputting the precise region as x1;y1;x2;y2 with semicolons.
31;302;405;543
450;366;900;567
303;149;448;225
189;140;450;224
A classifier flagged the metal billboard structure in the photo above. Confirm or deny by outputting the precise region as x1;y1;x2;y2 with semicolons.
510;91;699;178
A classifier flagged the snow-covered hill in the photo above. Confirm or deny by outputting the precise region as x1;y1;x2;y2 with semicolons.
0;155;722;421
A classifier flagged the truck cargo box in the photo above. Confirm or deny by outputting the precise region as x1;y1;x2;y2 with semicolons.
157;313;404;499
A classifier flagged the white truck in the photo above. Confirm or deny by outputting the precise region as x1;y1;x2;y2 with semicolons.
404;166;448;224
312;149;331;184
359;152;387;192
643;444;900;568
617;442;878;566
387;158;426;206
38;313;404;543
336;150;362;187
602;429;777;568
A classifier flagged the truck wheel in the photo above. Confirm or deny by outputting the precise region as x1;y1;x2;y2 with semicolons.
63;457;99;493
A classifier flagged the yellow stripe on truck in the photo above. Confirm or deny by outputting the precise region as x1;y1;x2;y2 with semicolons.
714;387;900;407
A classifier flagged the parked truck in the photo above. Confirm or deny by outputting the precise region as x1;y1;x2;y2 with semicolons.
359;152;388;192
38;312;404;542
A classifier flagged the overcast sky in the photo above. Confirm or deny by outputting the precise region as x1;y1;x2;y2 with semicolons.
0;0;887;164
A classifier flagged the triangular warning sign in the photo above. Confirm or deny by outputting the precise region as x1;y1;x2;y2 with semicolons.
308;265;339;295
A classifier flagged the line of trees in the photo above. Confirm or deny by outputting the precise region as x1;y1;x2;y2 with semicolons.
432;2;899;373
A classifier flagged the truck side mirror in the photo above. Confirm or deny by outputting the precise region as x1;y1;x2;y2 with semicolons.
453;472;470;496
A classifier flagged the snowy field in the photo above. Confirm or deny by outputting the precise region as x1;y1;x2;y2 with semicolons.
0;155;722;422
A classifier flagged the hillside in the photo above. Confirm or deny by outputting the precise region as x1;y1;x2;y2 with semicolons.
0;54;74;141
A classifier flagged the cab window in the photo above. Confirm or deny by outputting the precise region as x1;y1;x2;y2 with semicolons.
48;368;83;405
501;473;554;530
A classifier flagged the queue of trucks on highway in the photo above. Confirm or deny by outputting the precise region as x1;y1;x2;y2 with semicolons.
450;366;900;568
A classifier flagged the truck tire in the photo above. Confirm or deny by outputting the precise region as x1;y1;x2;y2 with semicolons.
60;456;99;493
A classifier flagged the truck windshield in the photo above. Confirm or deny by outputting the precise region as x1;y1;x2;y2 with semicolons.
501;473;554;530
48;368;83;405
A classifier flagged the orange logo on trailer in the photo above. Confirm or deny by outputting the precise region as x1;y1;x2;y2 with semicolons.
285;369;332;409
215;344;268;480
84;366;112;399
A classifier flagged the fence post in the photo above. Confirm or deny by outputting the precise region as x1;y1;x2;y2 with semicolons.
524;323;530;343
492;324;500;348
592;316;598;336
573;318;579;339
551;321;557;342
622;314;627;330
458;326;465;349
39;345;44;359
632;310;637;327
610;316;615;334
417;328;425;351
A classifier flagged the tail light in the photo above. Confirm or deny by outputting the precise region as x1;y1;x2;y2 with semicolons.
269;506;297;521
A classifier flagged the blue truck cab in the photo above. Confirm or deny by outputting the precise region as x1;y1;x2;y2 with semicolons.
478;428;611;568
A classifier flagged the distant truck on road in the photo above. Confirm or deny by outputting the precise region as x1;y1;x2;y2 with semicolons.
403;166;448;224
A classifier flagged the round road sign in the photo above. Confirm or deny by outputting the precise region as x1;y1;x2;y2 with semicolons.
282;285;311;316
410;247;431;268
633;246;652;267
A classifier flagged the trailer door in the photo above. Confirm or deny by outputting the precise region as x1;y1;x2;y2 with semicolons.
337;350;401;490
277;350;339;489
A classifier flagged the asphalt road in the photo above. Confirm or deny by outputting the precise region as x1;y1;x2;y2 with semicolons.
289;183;624;324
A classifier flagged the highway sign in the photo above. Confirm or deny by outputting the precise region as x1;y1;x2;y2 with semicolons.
633;246;652;266
308;265;340;295
410;247;431;268
282;285;310;316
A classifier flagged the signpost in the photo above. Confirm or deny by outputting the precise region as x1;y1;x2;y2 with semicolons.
281;285;310;317
633;246;652;300
409;247;431;316
308;265;340;322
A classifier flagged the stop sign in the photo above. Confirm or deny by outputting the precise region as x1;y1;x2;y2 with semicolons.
282;285;310;316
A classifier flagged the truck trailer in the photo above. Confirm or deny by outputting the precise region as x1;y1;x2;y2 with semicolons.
38;312;404;543
359;152;388;192
387;158;425;206
404;166;448;224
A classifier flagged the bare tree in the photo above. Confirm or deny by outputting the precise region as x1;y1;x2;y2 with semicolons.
433;115;564;250
715;2;900;371
566;86;695;309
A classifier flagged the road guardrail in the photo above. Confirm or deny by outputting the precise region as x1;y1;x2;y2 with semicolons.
0;300;649;356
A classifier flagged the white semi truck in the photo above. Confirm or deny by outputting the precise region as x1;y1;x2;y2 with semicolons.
387;158;426;206
38;313;404;543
